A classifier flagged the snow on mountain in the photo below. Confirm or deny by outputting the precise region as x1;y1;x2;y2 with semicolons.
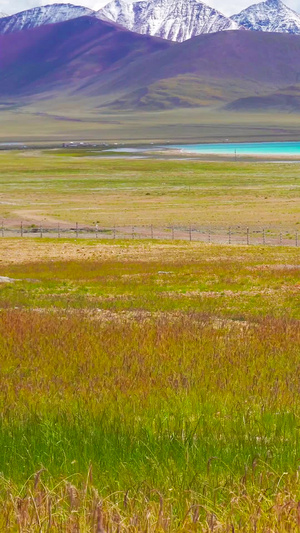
97;0;240;42
231;0;300;34
0;4;95;34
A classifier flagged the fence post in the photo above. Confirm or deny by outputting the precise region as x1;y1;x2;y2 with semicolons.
21;221;23;237
228;227;231;245
95;224;98;239
132;226;135;240
208;228;211;244
113;225;116;240
280;232;282;246
263;229;266;245
40;225;43;238
58;223;60;238
76;222;78;239
247;227;250;245
172;226;174;240
151;225;154;240
189;224;192;242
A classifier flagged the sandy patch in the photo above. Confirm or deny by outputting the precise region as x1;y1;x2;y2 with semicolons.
0;240;214;265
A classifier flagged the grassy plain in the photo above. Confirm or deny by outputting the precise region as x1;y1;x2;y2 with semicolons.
0;239;299;530
0;151;299;229
2;105;300;143
0;149;299;530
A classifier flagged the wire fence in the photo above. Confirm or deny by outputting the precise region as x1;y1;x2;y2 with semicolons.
0;222;299;247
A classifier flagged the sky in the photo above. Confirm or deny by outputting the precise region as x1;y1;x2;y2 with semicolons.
2;0;300;16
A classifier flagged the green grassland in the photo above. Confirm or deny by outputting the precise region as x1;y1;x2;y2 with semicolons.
0;151;299;229
0;151;299;530
0;239;299;530
0;241;299;319
2;104;300;143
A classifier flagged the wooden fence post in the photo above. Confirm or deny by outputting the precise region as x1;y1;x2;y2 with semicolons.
11;220;298;249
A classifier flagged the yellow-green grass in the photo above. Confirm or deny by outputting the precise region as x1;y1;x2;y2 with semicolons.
111;75;258;110
0;239;299;530
0;152;299;229
2;104;300;143
0;240;299;320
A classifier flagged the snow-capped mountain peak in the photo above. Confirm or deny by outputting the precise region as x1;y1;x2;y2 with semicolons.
231;0;300;34
0;3;95;34
96;0;240;42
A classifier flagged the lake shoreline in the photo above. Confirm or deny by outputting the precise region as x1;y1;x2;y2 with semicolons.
167;141;300;158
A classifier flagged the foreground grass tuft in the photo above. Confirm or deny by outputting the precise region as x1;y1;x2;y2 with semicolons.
0;307;300;530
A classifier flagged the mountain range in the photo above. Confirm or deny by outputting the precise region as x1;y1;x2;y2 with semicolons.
2;0;300;40
232;0;300;34
2;1;300;115
0;4;93;34
98;0;239;42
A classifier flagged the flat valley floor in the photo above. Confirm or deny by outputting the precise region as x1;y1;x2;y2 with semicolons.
0;149;299;531
0;150;299;229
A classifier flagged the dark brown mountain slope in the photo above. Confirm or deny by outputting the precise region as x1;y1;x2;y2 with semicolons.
74;29;300;109
2;21;300;111
0;16;172;96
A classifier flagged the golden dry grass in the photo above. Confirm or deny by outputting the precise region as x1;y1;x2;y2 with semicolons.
0;153;299;228
0;144;298;530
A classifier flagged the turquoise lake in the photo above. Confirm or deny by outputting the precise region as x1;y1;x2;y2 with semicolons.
170;142;300;156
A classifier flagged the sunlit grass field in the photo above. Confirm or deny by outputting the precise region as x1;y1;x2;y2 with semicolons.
0;151;299;228
0;239;299;530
